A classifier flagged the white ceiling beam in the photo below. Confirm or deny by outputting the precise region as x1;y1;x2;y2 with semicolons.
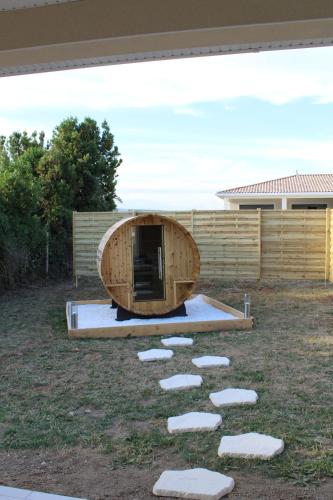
1;0;333;76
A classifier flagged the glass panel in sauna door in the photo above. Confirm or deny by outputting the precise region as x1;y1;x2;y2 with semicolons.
132;225;165;301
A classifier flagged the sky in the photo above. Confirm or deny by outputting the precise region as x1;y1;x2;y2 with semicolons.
1;46;333;210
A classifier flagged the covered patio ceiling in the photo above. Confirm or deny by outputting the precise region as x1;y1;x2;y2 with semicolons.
1;0;333;77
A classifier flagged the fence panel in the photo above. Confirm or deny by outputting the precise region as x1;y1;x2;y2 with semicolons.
261;210;327;279
73;209;331;281
192;210;259;279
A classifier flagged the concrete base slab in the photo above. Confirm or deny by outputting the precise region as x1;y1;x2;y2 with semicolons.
192;356;230;368
0;485;86;500
67;294;253;339
168;412;222;434
210;388;258;407
153;468;235;499
159;374;203;391
161;337;194;347
218;432;284;459
137;349;174;362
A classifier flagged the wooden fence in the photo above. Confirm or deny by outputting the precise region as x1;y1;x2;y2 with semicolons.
73;209;332;281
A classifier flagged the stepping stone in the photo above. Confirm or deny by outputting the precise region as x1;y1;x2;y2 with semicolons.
192;356;230;368
161;337;194;347
159;374;203;391
168;412;222;434
210;388;258;407
137;349;174;362
153;468;235;499
218;432;284;459
0;485;86;499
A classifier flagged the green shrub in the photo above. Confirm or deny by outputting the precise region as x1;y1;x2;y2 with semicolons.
0;118;121;289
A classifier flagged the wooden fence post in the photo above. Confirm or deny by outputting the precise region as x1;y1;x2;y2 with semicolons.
325;208;331;281
191;209;195;236
257;208;261;279
45;225;49;277
72;211;77;287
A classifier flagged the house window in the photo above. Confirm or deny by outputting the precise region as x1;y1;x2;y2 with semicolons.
292;204;327;210
239;204;274;210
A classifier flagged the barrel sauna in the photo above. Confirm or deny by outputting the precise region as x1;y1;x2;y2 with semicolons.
97;214;200;317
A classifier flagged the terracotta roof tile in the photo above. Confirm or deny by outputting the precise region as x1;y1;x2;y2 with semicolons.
217;174;333;195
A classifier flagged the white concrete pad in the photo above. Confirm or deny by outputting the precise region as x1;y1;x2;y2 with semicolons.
192;356;230;368
153;468;235;499
168;412;222;434
0;485;86;500
218;432;284;459
137;348;174;362
161;337;194;347
210;388;258;407
76;295;237;329
159;374;203;391
28;493;86;500
0;486;29;499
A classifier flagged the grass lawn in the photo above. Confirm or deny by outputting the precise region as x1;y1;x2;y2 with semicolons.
0;278;332;499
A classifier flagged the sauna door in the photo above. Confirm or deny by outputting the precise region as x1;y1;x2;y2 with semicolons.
133;225;165;301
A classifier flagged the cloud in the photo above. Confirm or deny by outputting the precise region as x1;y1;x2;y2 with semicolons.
1;47;333;111
0;116;53;137
2;46;333;211
220;137;333;165
116;136;333;210
173;107;204;117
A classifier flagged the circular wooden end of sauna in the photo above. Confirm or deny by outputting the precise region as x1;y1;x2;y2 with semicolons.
97;214;200;316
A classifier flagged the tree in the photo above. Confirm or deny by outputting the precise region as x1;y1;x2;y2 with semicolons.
37;117;122;273
7;130;45;162
0;149;45;288
0;117;122;287
38;117;121;215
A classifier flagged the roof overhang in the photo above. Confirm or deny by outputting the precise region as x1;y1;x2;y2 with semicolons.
1;0;333;76
217;192;333;199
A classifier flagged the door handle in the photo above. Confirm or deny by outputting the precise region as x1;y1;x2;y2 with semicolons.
158;246;163;280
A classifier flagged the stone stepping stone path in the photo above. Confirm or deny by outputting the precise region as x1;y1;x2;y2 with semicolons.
168;412;222;434
153;468;235;499
210;388;258;407
161;337;194;347
192;356;230;368
137;348;174;362
139;335;283;497
159;374;203;391
218;432;284;459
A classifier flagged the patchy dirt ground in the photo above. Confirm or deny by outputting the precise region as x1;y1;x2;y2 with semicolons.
1;448;332;499
0;278;332;499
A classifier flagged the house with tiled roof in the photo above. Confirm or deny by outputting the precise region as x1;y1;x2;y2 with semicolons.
216;174;333;210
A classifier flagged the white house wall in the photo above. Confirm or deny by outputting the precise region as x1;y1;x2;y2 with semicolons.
225;197;333;209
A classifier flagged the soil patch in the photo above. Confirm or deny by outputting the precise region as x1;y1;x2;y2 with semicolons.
0;448;332;499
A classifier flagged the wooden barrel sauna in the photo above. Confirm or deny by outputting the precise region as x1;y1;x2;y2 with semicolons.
97;214;200;316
